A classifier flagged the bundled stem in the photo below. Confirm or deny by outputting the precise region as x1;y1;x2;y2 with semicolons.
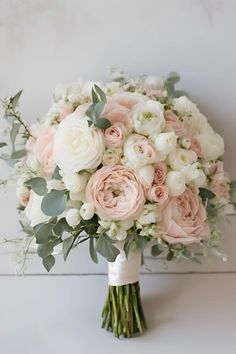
101;282;147;338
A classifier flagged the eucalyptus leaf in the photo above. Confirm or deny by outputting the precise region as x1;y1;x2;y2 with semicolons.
10;123;20;150
95;117;111;130
10;90;23;109
94;84;107;103
41;190;67;217
92;88;99;103
53;217;72;236
96;235;119;262
93;101;105;120
26;177;48;196
52;165;62;180
167;250;174;261
0;142;7;148
89;237;98;263
135;234;149;249
43;255;55;272
37;242;54;258
33;223;53;244
199;187;216;202
11;149;27;159
63;236;75;261
85;103;96;121
151;244;163;257
166;72;180;84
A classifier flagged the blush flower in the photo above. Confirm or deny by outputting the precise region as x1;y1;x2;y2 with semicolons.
153;163;167;185
164;109;186;138
147;185;168;205
102;102;133;133
104;122;126;148
86;165;145;220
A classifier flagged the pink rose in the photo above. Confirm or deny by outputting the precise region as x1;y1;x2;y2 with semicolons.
147;185;168;205
86;165;145;220
153;163;167;185
164;110;186;138
104;122;126;148
159;187;207;244
102;102;133;133
27;124;55;176
210;174;230;199
190;135;203;157
109;92;143;110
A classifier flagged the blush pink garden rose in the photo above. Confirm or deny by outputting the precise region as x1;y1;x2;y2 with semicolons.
190;135;203;157
159;187;207;244
147;184;168;205
102;102;133;133
104;122;126;148
86;165;145;220
153;162;167;185
164;110;186;138
210;174;230;199
108;92;144;110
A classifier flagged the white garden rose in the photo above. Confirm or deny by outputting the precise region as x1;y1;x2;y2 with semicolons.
63;173;88;193
123;134;158;168
198;128;224;161
137;165;155;188
53;113;104;173
154;132;177;155
80;202;95;220
66;208;81;228
131;100;165;136
165;171;186;196
25;191;50;227
168;148;197;171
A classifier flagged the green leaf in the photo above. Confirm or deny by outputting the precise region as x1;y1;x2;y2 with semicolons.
41;190;67;217
10;123;21;150
124;240;132;259
167;249;174;261
0;142;7;148
33;223;53;244
174;90;189;98
95;117;111;130
85;103;96;121
19;221;34;236
26;177;48;196
52;166;62;180
96;235;119;262
199;187;216;202
10;90;23;109
53;217;72;236
166;72;180;84
135;234;149;249
37;242;54;258
89;237;98;263
92;88;99;103
11;149;27;159
151;244;163;257
93;102;105;120
94;84;107;103
63;236;75;261
43;255;55;272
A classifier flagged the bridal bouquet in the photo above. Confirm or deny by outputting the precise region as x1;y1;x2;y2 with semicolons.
0;70;235;338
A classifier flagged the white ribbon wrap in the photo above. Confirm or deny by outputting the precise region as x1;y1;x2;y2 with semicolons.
108;247;141;286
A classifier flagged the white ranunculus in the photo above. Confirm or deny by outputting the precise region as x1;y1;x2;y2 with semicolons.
53;113;104;174
123;134;158;168
165;171;186;196
181;164;201;184
142;76;165;90
154;132;177;155
66;208;81;228
80;202;95;220
131;100;165;136
191;169;207;188
168;148;197;171
198;128;224;161
25;191;50;227
137;165;155;188
63;173;88;193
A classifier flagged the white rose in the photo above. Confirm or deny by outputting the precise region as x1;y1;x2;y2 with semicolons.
166;171;186;196
137;204;157;225
198;129;224;161
142;76;165;90
80;202;95;220
168;148;197;170
131;100;165;136
124;134;158;168
154;132;177;155
66;208;81;228
63;173;88;193
53;113;104;173
47;179;65;191
137;165;155;188
25;191;50;227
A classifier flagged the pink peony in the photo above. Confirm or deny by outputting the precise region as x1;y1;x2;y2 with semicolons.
164;110;186;138
104;122;126;148
102;102;133;133
147;185;168;205
153;162;167;185
190;135;203;157
86;165;145;220
159;187;207;244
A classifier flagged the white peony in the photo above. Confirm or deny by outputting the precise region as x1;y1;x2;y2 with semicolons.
137;165;155;188
25;191;50;227
53;113;104;174
80;202;95;220
165;171;186;197
63;173;88;193
131;100;165;136
66;208;81;228
154;132;177;155
198;128;224;161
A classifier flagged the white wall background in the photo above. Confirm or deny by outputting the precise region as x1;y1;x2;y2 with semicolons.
0;0;235;274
